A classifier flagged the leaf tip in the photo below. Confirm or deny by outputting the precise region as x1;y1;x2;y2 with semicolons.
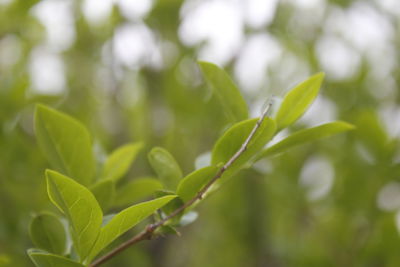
338;121;356;130
312;72;325;82
197;60;212;67
197;61;220;74
44;169;55;179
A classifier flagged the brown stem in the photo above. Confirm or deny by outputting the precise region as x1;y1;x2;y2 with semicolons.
90;102;273;267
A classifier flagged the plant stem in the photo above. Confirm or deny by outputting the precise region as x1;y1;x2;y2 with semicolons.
90;102;273;267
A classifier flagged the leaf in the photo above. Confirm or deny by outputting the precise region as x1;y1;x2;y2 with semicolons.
211;117;276;181
46;170;102;262
28;249;84;267
29;212;67;255
114;177;163;207
176;166;219;202
275;73;325;131
154;191;184;225
198;61;249;122
90;179;116;212
257;121;355;159
148;147;182;190
102;142;143;182
352;110;390;157
87;195;176;261
35;105;95;186
155;225;180;237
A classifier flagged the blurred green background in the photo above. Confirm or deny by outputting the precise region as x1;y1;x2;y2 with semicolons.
1;0;400;266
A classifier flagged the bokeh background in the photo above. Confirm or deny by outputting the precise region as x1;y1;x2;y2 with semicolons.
1;0;400;266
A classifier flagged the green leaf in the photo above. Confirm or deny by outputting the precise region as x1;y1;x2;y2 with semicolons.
155;225;180;237
28;249;84;267
46;170;102;262
29;213;66;255
211;117;276;181
148;147;182;190
352;110;390;157
90;179;116;212
154;191;184;225
176;166;219;202
198;61;248;122
88;195;176;261
102;142;143;182
257;121;355;159
275;73;324;131
35;105;95;186
114;177;163;207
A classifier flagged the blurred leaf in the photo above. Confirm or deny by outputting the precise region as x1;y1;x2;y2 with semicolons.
46;170;102;262
257;121;355;159
28;249;84;267
275;73;324;131
90;179;115;212
212;117;276;181
102;143;143;182
198;61;249;122
87;195;176;261
0;254;10;265
155;225;180;237
114;177;163;207
176;166;219;202
352;110;390;158
29;213;66;255
35;105;95;186
148;147;182;190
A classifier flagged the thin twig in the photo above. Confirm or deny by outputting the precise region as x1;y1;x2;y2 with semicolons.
90;101;273;267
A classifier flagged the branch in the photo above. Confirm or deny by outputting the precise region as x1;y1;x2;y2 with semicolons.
90;101;273;267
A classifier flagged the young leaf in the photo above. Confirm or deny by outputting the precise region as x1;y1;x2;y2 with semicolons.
212;117;276;181
87;195;176;261
198;61;249;122
29;213;67;255
46;170;102;262
90;179;116;212
155;225;180;237
148;147;182;190
114;177;163;207
28;249;84;267
102;142;143;182
35;105;95;186
176;166;219;202
275;73;324;131
256;121;355;159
